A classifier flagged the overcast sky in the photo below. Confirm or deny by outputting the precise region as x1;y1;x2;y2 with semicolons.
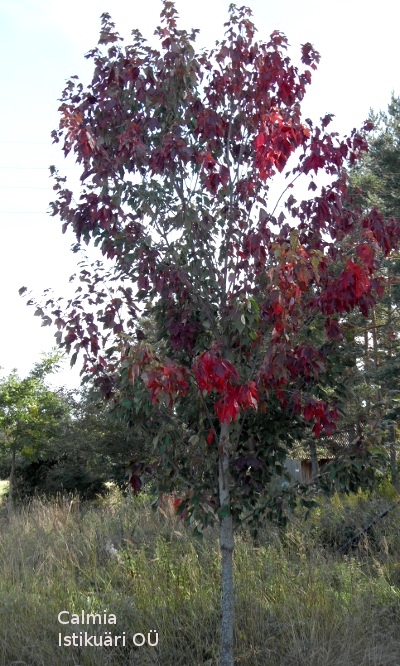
1;0;399;388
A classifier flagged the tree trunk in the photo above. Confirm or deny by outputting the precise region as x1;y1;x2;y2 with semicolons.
218;423;234;666
389;423;399;492
364;329;370;418
8;447;16;514
364;328;369;367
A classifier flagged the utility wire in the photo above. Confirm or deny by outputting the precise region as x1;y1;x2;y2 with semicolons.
0;211;48;215
0;186;53;190
0;141;52;145
0;167;79;171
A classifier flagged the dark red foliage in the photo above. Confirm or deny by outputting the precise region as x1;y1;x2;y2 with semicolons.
194;350;239;394
31;1;400;453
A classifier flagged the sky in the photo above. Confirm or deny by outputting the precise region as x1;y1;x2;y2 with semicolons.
0;0;399;389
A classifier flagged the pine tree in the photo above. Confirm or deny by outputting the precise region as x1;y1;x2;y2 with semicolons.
349;94;400;490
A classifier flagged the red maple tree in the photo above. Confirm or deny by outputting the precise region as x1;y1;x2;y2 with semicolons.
24;3;400;664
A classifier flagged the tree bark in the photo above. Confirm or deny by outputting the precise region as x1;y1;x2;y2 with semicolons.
364;328;369;366
364;329;370;418
8;447;15;514
218;423;234;666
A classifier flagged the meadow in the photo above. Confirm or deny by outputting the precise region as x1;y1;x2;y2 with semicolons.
0;485;399;666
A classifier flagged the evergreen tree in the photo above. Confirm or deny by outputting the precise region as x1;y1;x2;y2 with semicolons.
349;94;400;490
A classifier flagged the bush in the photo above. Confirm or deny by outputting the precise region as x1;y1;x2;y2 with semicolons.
291;490;400;556
13;457;108;501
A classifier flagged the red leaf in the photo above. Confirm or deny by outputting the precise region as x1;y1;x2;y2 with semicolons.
193;350;239;394
325;318;342;339
215;393;240;423
254;133;265;150
356;243;375;267
128;474;142;493
301;42;320;69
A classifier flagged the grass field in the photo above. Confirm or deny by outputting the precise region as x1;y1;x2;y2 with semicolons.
0;488;399;665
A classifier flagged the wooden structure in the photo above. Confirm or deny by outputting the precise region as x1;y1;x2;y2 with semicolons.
285;457;333;483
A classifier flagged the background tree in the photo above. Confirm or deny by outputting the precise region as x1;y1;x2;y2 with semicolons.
351;95;400;216
349;94;400;490
24;3;400;664
8;386;134;500
0;355;66;509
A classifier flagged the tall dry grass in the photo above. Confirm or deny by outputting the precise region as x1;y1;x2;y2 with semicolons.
0;488;399;665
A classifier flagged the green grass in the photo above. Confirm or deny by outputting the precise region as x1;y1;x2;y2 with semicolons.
0;490;399;665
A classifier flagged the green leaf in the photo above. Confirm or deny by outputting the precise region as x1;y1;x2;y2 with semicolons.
218;504;231;517
236;314;245;334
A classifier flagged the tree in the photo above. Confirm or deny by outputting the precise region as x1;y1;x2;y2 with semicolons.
10;385;135;500
24;3;400;663
0;355;66;510
349;95;400;490
350;95;400;217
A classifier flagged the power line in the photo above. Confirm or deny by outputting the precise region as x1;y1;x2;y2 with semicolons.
0;141;52;145
0;211;47;215
0;166;79;171
0;186;53;190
